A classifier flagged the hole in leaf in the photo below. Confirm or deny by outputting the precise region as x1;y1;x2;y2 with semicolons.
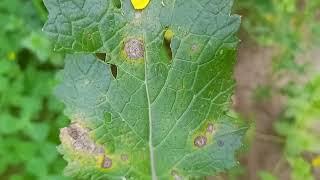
164;28;173;60
61;123;106;155
96;53;106;61
110;64;118;79
112;0;121;9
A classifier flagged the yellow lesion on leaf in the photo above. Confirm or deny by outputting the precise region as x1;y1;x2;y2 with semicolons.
164;29;174;42
131;0;150;10
191;120;217;149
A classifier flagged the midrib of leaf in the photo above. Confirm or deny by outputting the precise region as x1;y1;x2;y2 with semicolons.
144;31;157;180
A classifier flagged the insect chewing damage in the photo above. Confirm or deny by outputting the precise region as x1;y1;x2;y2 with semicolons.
60;122;113;169
95;53;118;79
95;53;107;62
110;64;118;78
164;28;173;60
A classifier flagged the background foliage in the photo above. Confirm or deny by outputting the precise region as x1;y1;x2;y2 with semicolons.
235;0;320;179
236;0;320;73
0;0;69;179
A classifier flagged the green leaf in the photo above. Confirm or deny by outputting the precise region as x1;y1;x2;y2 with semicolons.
9;174;24;180
26;157;49;177
0;113;23;134
288;157;314;180
25;122;50;142
22;31;52;62
45;0;246;179
14;141;38;162
259;171;278;180
39;142;59;164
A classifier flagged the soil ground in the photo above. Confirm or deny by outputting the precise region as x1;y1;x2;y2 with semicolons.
208;35;320;180
233;37;289;180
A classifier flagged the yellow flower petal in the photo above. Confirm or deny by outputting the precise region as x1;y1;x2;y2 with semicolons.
131;0;150;10
312;155;320;167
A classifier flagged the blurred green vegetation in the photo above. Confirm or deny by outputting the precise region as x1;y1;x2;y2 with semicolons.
0;0;70;179
274;76;320;180
236;0;320;73
235;0;320;179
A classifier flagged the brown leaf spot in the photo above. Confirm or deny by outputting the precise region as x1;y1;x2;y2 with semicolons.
67;127;79;139
60;123;105;155
124;39;144;59
194;136;207;148
207;123;216;133
102;156;112;168
191;44;198;51
218;140;224;147
121;154;128;161
171;170;182;180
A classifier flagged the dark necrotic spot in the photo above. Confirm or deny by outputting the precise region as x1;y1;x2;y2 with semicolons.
218;140;224;147
102;156;112;168
124;39;144;59
194;136;207;148
110;64;118;78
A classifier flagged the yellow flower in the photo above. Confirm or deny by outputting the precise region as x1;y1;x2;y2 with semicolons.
131;0;150;10
312;155;320;167
7;52;16;61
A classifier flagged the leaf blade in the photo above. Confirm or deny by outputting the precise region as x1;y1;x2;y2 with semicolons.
46;0;247;179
